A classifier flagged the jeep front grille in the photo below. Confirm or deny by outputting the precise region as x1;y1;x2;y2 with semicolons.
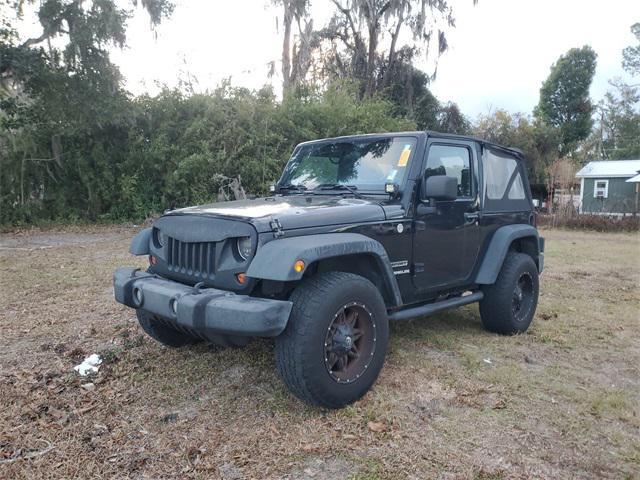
166;237;216;278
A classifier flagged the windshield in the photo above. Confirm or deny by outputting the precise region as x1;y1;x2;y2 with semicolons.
279;137;417;192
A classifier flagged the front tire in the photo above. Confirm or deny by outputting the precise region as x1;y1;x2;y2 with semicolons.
275;272;389;409
137;310;201;347
479;252;539;335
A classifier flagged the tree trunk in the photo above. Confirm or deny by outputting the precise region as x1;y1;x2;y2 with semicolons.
364;21;378;98
21;152;26;206
381;16;403;89
282;3;293;97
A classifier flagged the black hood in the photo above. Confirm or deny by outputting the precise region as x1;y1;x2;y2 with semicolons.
166;195;387;233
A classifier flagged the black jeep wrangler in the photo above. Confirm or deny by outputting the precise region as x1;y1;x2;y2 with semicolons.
114;131;544;408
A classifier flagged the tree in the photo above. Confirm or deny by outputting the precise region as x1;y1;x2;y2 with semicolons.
437;101;470;135
319;0;463;98
535;46;597;156
576;24;640;162
474;109;559;184
0;0;173;220
381;53;430;117
273;0;317;96
584;80;640;160
622;22;640;76
414;87;440;130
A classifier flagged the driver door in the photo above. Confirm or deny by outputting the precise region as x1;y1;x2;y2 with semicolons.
411;140;481;292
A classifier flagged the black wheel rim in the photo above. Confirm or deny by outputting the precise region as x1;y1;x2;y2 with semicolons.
512;272;534;322
324;302;376;384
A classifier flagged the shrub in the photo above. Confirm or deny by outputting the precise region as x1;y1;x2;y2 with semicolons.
538;213;640;232
0;83;415;225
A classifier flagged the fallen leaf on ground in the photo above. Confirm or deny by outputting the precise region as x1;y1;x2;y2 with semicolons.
493;399;507;410
367;421;387;433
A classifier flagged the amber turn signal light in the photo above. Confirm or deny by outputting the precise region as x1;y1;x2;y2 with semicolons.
293;260;305;273
236;272;247;284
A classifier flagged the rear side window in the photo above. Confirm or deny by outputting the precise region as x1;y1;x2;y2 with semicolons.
482;148;530;211
425;144;472;197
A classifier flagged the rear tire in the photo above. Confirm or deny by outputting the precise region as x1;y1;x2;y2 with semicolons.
275;271;389;409
479;252;539;335
137;310;201;347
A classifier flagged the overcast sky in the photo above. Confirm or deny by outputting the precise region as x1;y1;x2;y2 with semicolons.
67;0;640;119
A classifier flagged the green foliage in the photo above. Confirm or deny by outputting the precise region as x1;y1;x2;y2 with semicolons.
408;87;471;136
535;46;597;155
413;88;440;130
474;110;559;183
622;22;640;76
0;1;624;227
581;80;640;161
437;101;471;135
475;110;537;177
0;82;414;225
0;0;161;224
0;0;413;226
474;110;560;184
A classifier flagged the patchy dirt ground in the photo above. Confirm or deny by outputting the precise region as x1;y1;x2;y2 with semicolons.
0;227;638;479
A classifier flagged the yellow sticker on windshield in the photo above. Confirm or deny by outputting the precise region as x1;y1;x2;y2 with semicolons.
397;145;411;167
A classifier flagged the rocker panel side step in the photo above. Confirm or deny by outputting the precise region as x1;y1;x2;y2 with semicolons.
388;291;484;321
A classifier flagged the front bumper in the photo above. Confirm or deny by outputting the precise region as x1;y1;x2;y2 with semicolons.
113;267;292;338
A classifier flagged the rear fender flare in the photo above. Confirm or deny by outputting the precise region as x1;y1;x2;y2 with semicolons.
246;233;403;307
475;224;540;284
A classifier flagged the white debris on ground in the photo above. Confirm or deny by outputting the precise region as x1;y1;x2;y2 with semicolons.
483;358;493;364
73;354;102;376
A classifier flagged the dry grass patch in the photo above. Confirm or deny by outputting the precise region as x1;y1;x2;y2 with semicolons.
0;228;639;479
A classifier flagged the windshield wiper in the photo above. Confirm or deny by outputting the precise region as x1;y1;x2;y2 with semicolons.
276;184;308;194
314;183;364;199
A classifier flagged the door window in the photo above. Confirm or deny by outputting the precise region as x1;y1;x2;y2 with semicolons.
484;151;517;200
482;148;530;212
424;145;472;197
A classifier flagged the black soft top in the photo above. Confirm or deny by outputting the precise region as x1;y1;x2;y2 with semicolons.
296;131;524;160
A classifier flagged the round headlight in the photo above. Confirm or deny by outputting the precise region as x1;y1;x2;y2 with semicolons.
236;236;253;260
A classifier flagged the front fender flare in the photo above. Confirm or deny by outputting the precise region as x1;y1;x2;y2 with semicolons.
474;224;540;284
246;233;402;306
129;227;152;255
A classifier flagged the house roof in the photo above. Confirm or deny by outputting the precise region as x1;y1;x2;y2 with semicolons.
576;160;640;178
626;173;640;183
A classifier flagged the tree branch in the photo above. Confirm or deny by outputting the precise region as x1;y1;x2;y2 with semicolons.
331;0;363;49
21;30;54;48
382;13;404;88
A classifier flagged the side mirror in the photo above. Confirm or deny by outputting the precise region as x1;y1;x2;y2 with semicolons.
421;175;458;201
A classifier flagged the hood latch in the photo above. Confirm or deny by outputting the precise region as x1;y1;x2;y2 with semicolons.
269;218;285;238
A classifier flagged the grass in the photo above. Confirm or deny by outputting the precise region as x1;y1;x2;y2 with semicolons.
0;228;639;478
